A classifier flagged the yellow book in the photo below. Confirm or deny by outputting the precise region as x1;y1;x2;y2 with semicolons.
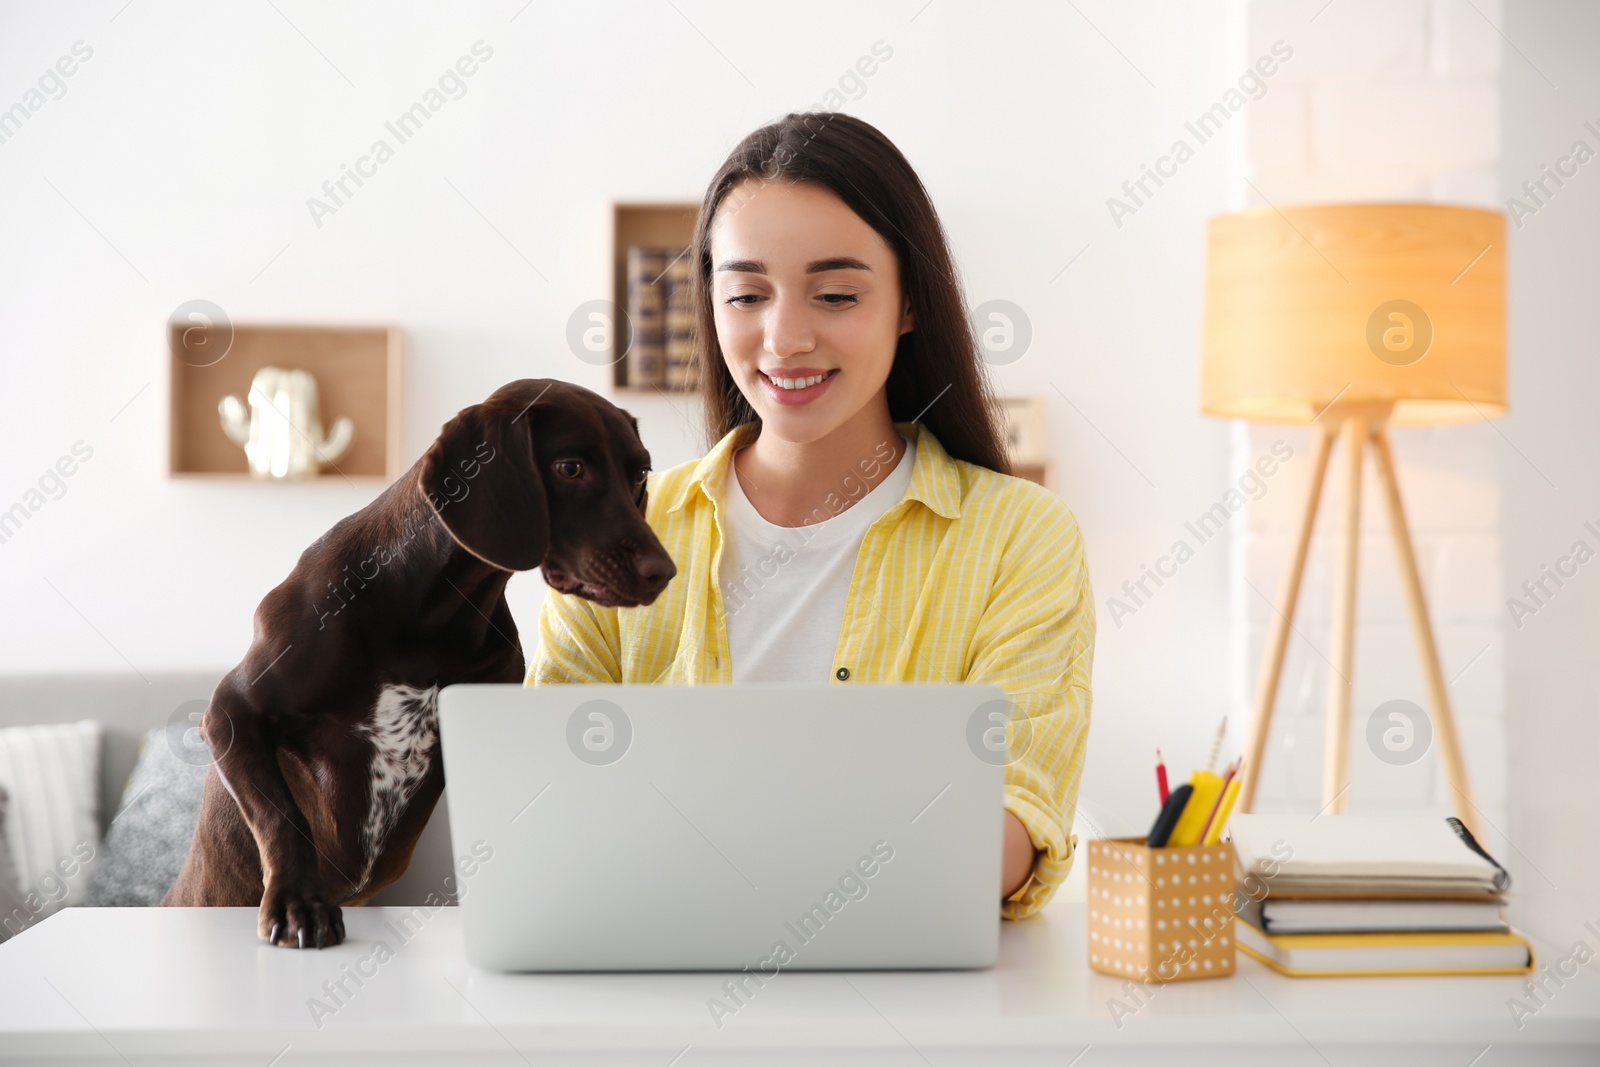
1168;770;1223;846
1202;777;1242;845
1235;918;1534;976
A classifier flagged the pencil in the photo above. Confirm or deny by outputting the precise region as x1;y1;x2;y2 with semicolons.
1155;748;1170;804
1205;716;1227;772
1202;766;1244;845
1197;757;1238;843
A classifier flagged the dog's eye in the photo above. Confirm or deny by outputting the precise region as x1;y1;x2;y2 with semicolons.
635;467;650;485
553;460;583;480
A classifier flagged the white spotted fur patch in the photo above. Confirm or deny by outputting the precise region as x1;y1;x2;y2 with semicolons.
353;683;439;892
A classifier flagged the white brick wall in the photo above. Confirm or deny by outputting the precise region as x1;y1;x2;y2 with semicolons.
1233;0;1506;832
1247;1;1502;207
1312;80;1499;169
1429;0;1505;77
1251;0;1432;83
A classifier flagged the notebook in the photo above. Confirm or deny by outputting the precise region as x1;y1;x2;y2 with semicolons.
1225;814;1510;897
1235;920;1534;977
1237;896;1508;934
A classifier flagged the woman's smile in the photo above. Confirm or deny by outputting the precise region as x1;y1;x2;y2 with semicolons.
759;367;839;405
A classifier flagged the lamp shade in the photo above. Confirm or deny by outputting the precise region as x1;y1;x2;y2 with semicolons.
1201;203;1505;426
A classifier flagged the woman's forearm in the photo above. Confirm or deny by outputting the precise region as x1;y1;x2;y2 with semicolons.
1001;809;1038;900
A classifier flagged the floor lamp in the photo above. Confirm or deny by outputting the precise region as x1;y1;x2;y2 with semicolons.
1201;203;1506;841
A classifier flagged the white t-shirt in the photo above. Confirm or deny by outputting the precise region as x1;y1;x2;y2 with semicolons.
718;436;915;683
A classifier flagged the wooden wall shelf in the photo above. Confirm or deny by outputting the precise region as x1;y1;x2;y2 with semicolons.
168;323;403;480
612;202;700;391
999;396;1048;487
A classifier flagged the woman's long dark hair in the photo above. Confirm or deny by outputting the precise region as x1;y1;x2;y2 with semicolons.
689;111;1011;475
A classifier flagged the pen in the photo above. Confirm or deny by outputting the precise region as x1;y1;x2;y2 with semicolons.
1147;783;1192;848
1155;748;1169;804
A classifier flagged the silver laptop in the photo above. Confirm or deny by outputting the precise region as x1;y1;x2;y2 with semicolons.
437;682;1007;972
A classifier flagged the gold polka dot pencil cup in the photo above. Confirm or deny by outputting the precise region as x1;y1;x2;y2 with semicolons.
1087;836;1237;981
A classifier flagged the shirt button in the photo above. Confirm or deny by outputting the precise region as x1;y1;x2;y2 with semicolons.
836;667;850;681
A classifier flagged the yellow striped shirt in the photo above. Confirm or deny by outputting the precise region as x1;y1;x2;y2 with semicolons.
526;417;1095;919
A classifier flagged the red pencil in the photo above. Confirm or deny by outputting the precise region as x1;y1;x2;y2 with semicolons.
1155;748;1170;804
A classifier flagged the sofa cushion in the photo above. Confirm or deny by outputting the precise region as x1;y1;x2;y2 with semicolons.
81;722;209;907
0;720;102;928
0;784;33;941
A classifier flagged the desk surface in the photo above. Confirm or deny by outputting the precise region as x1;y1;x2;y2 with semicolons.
2;903;1597;1066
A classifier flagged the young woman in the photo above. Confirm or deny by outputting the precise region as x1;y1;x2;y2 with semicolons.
530;113;1094;919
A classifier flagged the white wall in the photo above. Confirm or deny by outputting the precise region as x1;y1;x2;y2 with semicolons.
6;0;1464;838
1498;0;1600;948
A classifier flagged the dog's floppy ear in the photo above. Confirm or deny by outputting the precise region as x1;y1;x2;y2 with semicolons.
418;398;549;572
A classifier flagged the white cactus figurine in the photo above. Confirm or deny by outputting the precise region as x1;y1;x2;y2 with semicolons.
219;367;354;480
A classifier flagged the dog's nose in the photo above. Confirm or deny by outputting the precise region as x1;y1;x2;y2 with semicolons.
635;553;676;593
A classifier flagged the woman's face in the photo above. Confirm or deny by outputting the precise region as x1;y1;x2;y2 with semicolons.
708;179;913;445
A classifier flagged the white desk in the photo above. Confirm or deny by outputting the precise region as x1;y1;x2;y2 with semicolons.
1;903;1596;1066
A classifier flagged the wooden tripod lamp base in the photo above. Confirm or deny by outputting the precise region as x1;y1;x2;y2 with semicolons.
1201;203;1505;840
1231;405;1482;840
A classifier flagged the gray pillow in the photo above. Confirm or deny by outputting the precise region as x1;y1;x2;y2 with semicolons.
81;722;209;907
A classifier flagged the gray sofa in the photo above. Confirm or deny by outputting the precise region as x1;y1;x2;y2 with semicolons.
0;670;459;909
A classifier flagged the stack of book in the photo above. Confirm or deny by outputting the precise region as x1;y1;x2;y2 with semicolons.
624;245;696;391
1226;814;1534;977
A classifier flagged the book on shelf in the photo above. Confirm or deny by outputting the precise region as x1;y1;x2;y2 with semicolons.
625;246;667;388
662;247;695;391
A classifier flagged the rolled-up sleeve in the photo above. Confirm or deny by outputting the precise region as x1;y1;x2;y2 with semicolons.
966;499;1095;921
526;587;623;685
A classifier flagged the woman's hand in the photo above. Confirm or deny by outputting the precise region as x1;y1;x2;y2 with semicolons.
1001;809;1038;900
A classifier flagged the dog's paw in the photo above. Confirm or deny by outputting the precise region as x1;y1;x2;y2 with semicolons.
259;880;346;949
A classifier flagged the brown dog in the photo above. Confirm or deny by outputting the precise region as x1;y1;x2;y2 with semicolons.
162;379;675;947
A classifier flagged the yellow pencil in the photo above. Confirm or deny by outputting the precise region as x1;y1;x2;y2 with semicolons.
1202;776;1243;845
